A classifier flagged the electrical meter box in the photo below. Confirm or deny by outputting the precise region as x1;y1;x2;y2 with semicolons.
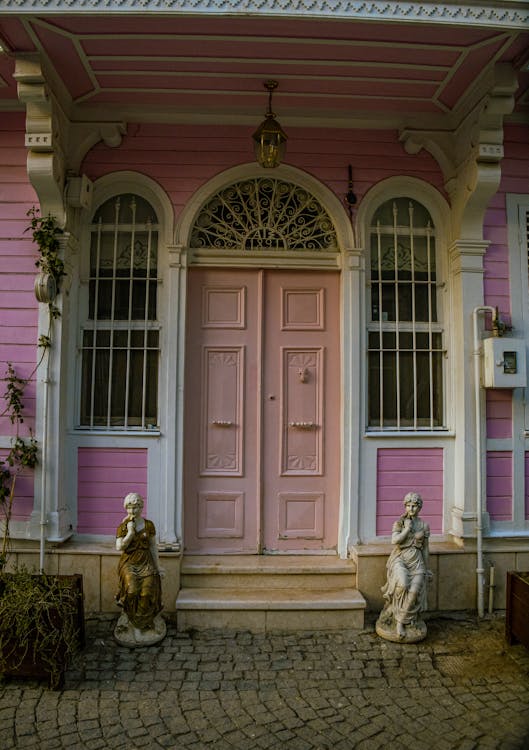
482;337;527;388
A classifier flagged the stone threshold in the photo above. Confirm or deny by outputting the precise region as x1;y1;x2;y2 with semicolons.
176;586;366;611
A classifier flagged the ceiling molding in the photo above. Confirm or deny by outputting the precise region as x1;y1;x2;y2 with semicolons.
1;2;529;31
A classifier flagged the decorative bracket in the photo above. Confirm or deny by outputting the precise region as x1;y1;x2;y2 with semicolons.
69;121;127;173
399;63;518;241
14;56;68;226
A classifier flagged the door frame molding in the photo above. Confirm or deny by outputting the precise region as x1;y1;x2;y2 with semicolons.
175;163;359;557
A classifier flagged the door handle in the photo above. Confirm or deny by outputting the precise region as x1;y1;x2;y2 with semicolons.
288;421;316;429
211;420;234;427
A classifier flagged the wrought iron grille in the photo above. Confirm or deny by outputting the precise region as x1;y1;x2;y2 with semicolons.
190;178;338;251
80;194;160;430
368;198;444;430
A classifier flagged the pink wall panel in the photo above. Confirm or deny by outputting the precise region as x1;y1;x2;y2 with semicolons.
486;451;512;521
82;123;445;225
77;447;148;535
525;453;529;521
486;390;512;439
376;448;443;535
0;113;39;441
0;450;34;521
484;124;529;324
484;125;529;317
482;124;529;454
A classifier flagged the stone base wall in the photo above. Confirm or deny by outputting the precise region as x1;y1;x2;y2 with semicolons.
6;540;529;616
5;542;181;615
352;541;529;613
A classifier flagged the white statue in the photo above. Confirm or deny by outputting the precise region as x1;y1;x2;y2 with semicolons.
376;492;432;643
114;492;166;647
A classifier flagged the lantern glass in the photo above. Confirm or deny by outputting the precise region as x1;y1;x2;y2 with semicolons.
253;114;287;169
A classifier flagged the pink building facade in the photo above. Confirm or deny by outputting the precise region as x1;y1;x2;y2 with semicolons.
0;4;528;621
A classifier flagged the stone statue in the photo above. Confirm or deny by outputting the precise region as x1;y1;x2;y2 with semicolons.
376;492;432;643
114;492;166;647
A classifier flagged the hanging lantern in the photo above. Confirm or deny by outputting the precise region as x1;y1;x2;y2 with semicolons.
252;80;288;169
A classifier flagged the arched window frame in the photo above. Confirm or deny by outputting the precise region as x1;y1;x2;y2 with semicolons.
177;163;354;267
357;178;450;433
75;173;174;433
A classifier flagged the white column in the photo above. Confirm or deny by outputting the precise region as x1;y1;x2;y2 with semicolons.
341;247;365;554
448;239;490;539
157;244;187;548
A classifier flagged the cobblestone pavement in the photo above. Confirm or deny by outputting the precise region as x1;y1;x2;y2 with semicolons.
1;613;529;750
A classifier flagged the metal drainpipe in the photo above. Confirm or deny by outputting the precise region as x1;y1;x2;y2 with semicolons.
39;339;50;573
472;305;496;618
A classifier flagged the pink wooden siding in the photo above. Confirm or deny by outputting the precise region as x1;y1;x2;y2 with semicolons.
376;448;443;535
0;449;34;521
486;451;512;521
482;124;529;485
77;447;148;535
525;453;529;521
0;112;39;438
484;124;529;323
486;390;512;439
82;124;445;222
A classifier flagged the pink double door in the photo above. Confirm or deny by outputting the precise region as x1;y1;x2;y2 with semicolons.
184;268;341;553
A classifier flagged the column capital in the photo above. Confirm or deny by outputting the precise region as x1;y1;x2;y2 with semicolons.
448;239;490;275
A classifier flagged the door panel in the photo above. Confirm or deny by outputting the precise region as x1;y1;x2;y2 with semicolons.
184;268;340;553
262;271;340;551
184;270;260;553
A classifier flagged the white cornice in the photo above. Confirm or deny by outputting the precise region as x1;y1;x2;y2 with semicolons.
0;2;528;31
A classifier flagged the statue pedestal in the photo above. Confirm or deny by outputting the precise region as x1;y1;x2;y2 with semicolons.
114;613;167;647
375;612;427;643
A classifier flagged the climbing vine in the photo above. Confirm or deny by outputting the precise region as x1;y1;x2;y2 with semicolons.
0;207;66;570
26;207;65;285
26;207;64;321
0;210;82;688
0;364;38;571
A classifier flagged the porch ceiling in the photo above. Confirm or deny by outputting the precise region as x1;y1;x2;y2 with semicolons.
0;13;528;130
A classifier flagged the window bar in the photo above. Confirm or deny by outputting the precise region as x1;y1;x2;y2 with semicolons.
253;179;264;238
409;201;418;429
89;217;103;428
106;197;121;428
141;217;154;430
427;222;434;429
376;220;384;428
124;197;137;429
393;202;401;429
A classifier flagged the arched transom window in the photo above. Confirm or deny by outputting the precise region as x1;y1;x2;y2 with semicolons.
190;177;338;252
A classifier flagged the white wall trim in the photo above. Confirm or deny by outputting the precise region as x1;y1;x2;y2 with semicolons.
5;2;528;31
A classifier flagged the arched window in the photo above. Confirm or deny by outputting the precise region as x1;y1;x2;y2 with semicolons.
79;193;160;430
367;197;444;430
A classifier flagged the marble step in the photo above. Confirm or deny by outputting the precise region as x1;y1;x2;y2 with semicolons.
180;554;357;590
177;586;365;610
175;582;366;632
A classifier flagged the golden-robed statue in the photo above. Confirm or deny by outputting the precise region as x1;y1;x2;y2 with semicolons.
114;492;166;646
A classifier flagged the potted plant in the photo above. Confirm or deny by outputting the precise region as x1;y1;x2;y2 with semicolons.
0;210;84;688
506;571;529;650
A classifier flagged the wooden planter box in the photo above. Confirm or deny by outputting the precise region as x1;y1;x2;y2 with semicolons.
0;574;85;688
506;571;529;650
